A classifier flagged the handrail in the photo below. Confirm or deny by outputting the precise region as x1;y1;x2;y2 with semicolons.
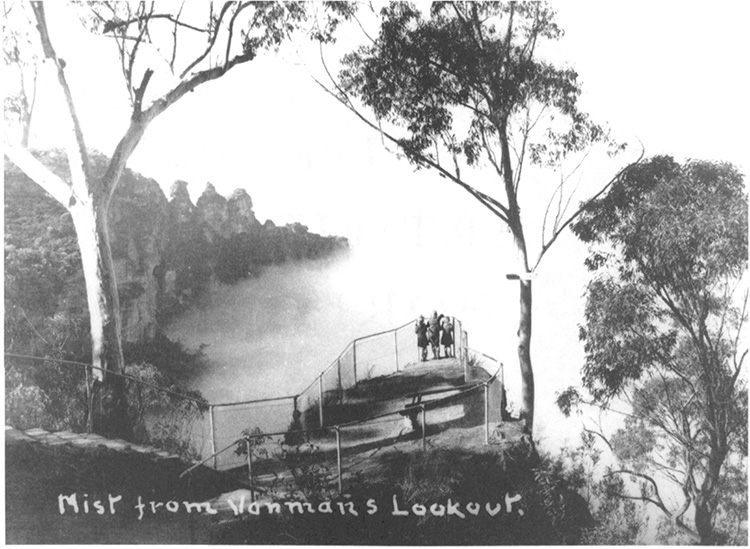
298;372;321;397
405;382;481;399
296;317;417;399
5;317;420;410
353;318;416;344
4;352;207;406
10;316;477;472
179;425;336;478
211;394;298;408
467;348;500;363
179;437;246;478
179;377;491;478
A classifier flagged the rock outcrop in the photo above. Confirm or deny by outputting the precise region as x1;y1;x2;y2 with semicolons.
4;151;349;350
195;183;228;243
168;180;194;225
226;188;260;234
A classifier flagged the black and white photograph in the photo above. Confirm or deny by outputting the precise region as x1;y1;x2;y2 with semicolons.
3;1;748;544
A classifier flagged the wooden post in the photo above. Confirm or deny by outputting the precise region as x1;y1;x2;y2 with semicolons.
352;341;358;385
209;405;217;469
246;438;255;503
394;330;399;372
335;427;343;493
484;382;490;445
318;374;324;428
421;406;427;453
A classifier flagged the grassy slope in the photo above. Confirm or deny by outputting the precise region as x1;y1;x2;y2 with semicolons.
4;440;238;544
6;430;590;545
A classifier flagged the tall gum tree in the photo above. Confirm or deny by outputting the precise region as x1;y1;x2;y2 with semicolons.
561;156;748;543
4;1;351;437
322;1;640;433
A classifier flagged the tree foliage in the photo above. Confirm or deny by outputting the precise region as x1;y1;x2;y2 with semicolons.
4;1;352;437
340;2;607;176
3;0;39;146
328;1;633;432
567;156;748;543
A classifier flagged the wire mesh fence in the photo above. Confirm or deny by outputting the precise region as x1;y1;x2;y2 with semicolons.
394;320;420;370
352;334;394;382
222;378;502;500
337;342;356;390
6;316;504;481
210;396;299;470
466;348;505;423
297;377;322;431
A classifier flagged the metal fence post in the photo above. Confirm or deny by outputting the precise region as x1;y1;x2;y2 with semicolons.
246;438;255;503
394;330;399;372
209;405;217;469
352;340;358;384
337;358;343;401
484;382;490;445
421;406;427;453
84;365;93;433
499;362;505;422
335;426;343;493
318;374;324;427
463;330;469;379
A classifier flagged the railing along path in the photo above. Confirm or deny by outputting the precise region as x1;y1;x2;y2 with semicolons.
5;316;508;493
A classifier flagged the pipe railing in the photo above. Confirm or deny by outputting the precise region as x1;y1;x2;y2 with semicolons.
180;371;504;497
6;316;484;472
4;352;208;406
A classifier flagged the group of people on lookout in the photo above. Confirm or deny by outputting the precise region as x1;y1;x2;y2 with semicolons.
415;311;454;361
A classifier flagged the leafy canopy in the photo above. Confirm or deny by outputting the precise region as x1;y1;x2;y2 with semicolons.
340;1;609;177
572;156;747;401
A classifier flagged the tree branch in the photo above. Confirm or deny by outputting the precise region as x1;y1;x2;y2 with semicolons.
101;42;259;206
314;48;511;224
132;68;154;115
3;145;73;207
531;141;645;271
30;1;90;197
581;425;613;452
224;2;254;68
606;469;670;514
102;12;208;34
179;1;233;79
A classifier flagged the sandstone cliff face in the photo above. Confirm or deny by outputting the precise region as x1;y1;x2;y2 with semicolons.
4;151;170;344
5;152;348;351
107;163;170;342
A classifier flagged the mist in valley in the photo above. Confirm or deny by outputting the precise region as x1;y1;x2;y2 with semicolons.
164;209;596;453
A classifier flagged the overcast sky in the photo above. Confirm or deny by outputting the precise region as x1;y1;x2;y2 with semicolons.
13;1;750;447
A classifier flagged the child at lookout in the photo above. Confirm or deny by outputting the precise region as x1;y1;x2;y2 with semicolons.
415;316;429;361
441;315;454;358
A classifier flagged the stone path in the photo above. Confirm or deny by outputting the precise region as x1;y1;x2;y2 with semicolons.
4;425;197;463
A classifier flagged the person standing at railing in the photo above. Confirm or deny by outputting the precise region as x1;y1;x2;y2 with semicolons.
441;315;454;358
415;316;429;361
427;310;441;360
